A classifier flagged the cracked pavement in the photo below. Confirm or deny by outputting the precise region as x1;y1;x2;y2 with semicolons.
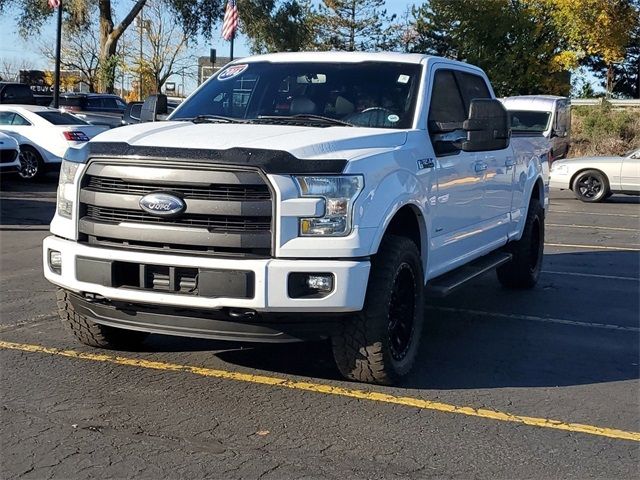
1;175;639;479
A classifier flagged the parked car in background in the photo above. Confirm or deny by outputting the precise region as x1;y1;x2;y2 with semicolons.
0;82;36;105
502;95;570;161
0;105;109;179
550;149;640;202
0;131;21;174
55;93;127;128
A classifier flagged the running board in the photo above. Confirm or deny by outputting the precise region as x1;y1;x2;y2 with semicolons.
426;251;512;297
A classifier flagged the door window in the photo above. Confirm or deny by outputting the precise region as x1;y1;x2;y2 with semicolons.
455;72;491;111
87;98;102;109
428;70;467;156
0;112;14;125
101;98;119;109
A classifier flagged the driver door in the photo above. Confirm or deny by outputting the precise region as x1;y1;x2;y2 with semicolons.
620;153;640;192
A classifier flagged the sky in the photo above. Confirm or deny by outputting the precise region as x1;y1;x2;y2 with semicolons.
0;0;416;94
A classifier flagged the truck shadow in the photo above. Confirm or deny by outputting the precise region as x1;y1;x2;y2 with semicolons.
147;250;639;390
1;174;57;228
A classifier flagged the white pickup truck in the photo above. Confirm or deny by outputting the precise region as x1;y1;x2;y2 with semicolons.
43;52;549;385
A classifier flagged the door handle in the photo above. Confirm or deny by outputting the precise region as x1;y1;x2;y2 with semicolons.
474;162;488;173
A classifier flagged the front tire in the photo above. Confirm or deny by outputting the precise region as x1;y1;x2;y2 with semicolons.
331;235;424;385
572;170;609;202
57;289;148;349
497;199;544;289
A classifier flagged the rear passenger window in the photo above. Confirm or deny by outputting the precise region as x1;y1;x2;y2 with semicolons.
87;98;102;108
455;72;491;111
428;70;466;134
102;98;118;109
11;114;30;125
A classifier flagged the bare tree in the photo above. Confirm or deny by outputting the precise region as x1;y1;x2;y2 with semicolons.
0;57;34;82
42;26;101;92
131;0;193;94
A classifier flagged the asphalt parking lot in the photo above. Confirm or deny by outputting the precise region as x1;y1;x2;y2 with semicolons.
1;174;638;479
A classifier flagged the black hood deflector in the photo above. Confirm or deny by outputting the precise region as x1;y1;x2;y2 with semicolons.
87;142;347;175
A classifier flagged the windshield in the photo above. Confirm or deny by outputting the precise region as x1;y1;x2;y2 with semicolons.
37;111;88;125
171;61;422;129
509;110;551;132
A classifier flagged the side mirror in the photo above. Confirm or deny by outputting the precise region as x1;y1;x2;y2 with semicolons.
461;99;510;152
139;94;168;122
123;102;143;125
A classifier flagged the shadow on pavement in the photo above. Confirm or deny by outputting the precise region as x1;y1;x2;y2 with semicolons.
0;174;57;227
138;250;639;390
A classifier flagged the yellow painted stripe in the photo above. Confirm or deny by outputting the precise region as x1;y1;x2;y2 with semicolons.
546;242;640;252
1;340;639;442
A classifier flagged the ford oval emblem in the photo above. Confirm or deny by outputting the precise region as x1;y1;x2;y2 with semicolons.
139;192;186;217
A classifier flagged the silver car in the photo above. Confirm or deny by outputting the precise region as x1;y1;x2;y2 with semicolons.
549;149;640;202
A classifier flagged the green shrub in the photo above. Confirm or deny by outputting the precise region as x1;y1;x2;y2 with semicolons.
570;103;640;157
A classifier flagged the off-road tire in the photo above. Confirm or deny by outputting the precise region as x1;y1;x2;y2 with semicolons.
331;235;424;385
572;169;609;203
57;289;148;349
497;199;544;289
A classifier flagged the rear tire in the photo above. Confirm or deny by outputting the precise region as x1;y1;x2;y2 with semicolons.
18;146;44;180
497;199;544;289
331;235;424;385
572;170;609;203
57;289;148;349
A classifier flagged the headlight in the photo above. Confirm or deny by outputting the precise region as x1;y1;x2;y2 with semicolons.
57;160;80;218
294;175;364;236
551;163;569;174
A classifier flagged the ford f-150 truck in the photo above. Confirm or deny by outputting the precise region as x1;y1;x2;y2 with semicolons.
43;52;549;385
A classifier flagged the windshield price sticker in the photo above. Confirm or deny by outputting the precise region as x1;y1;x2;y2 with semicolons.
218;64;249;81
397;74;410;84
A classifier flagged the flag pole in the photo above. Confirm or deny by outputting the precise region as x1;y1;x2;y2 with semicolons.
53;0;63;108
230;33;234;62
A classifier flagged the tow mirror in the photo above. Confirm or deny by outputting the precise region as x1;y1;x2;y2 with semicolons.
139;94;168;122
124;101;143;124
462;99;510;152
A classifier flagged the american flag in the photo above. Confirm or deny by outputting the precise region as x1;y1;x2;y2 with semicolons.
222;0;238;41
48;0;60;8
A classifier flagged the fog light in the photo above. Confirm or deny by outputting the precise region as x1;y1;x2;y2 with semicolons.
307;274;333;292
48;249;62;274
288;272;335;298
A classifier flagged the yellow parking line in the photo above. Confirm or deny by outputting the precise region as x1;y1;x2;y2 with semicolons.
1;340;639;443
546;243;640;251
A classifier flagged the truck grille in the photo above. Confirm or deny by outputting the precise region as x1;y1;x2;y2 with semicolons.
78;161;273;257
85;205;271;232
86;176;271;201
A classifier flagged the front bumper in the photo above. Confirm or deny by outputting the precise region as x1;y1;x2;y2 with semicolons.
43;235;370;313
549;172;570;190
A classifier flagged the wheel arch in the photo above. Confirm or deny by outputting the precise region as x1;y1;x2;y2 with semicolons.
371;203;428;271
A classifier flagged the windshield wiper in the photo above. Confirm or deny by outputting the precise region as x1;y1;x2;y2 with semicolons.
187;115;248;124
256;114;353;127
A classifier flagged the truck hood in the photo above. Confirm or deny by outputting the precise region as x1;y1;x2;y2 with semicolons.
92;121;408;161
